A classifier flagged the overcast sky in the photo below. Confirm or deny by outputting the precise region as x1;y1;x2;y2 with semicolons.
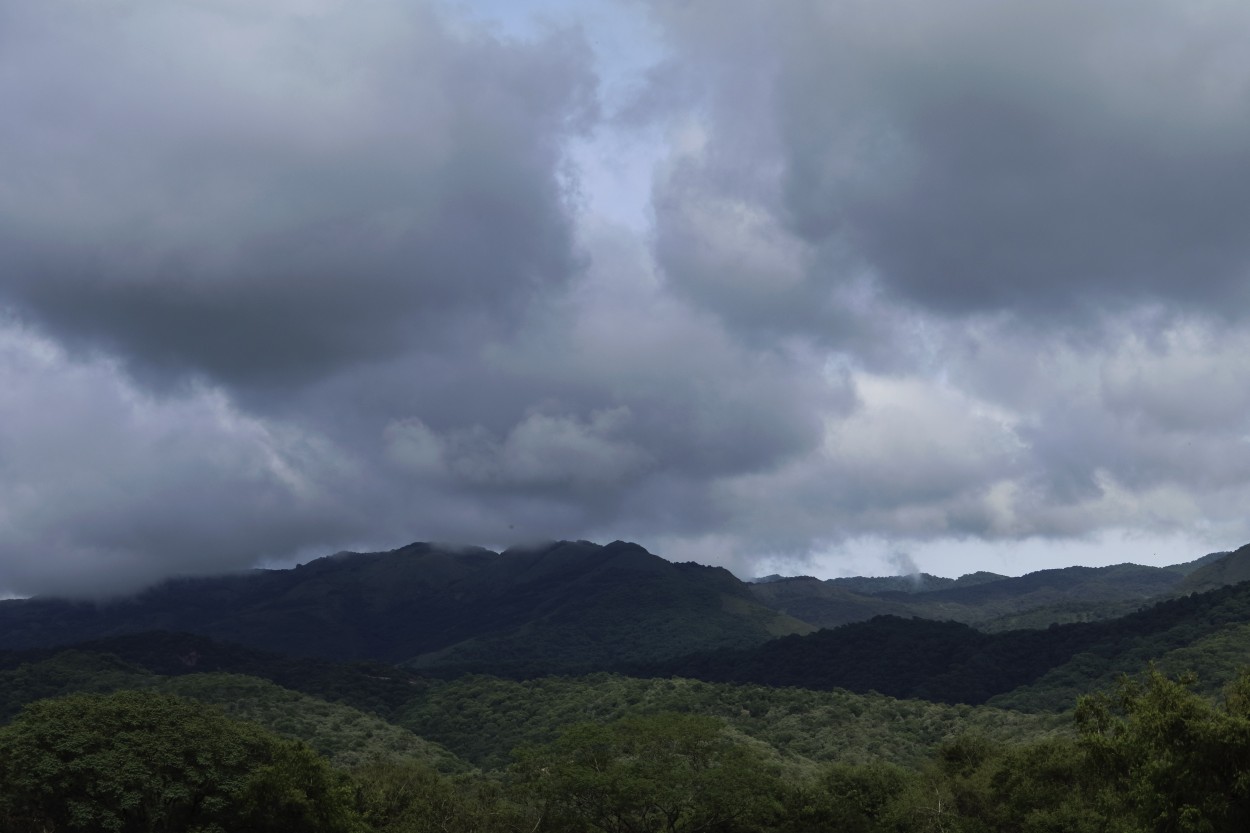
3;0;1250;597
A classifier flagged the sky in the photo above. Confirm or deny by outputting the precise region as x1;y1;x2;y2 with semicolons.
3;0;1250;597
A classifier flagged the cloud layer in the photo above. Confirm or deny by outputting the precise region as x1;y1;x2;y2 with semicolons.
3;0;1250;595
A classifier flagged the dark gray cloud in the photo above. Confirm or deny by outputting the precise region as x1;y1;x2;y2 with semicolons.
4;0;1250;596
0;1;593;393
648;0;1250;332
623;0;1250;573
0;0;605;594
358;223;849;542
0;321;361;596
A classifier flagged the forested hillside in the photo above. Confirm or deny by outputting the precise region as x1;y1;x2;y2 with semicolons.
5;543;1250;831
649;577;1250;707
0;541;808;669
2;647;1248;831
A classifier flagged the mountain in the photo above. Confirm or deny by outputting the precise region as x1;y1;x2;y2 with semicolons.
1176;543;1250;594
749;562;1185;631
648;573;1250;707
822;571;1008;595
744;578;914;629
6;537;1249;690
0;540;810;672
7;541;1250;833
1164;547;1236;575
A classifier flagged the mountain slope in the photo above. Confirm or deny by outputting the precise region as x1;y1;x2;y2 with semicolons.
397;673;1061;772
744;578;915;629
823;571;1008;595
0;540;809;670
750;562;1184;630
0;649;465;771
651;576;1250;708
1177;543;1250;594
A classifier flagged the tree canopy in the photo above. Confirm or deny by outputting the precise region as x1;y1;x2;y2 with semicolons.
0;690;359;833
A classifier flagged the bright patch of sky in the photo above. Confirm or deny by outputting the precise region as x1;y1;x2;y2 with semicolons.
750;529;1230;581
448;0;668;229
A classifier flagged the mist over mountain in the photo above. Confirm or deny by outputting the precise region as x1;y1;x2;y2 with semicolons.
4;537;1246;685
0;540;808;672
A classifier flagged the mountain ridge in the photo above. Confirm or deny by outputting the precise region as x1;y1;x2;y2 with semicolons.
0;539;808;670
4;538;1248;684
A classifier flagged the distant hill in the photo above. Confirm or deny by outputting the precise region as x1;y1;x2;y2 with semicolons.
750;562;1184;630
0;540;810;671
5;538;1249;685
649;576;1250;707
1176;543;1250;594
825;573;957;593
0;646;465;772
745;578;915;629
0;630;433;721
1164;548;1235;576
822;571;1008;595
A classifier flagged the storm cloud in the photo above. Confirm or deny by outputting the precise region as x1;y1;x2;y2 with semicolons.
649;0;1250;329
3;0;1250;596
0;0;593;392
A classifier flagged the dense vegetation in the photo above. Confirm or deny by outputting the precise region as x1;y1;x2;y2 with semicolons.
5;543;1250;830
642;578;1250;708
3;540;1232;679
0;651;461;773
397;673;1060;772
0;691;359;832
0;541;807;670
4;669;1250;832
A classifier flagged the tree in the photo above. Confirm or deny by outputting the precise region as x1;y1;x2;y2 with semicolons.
780;761;913;833
511;712;783;833
1076;668;1250;833
0;690;360;833
353;759;522;833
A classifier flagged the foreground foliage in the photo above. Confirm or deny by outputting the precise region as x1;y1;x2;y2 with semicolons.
0;652;462;772
1077;668;1250;832
512;712;784;833
4;665;1250;832
0;691;359;833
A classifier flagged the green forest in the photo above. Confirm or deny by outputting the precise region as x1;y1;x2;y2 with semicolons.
2;646;1249;832
5;541;1250;831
